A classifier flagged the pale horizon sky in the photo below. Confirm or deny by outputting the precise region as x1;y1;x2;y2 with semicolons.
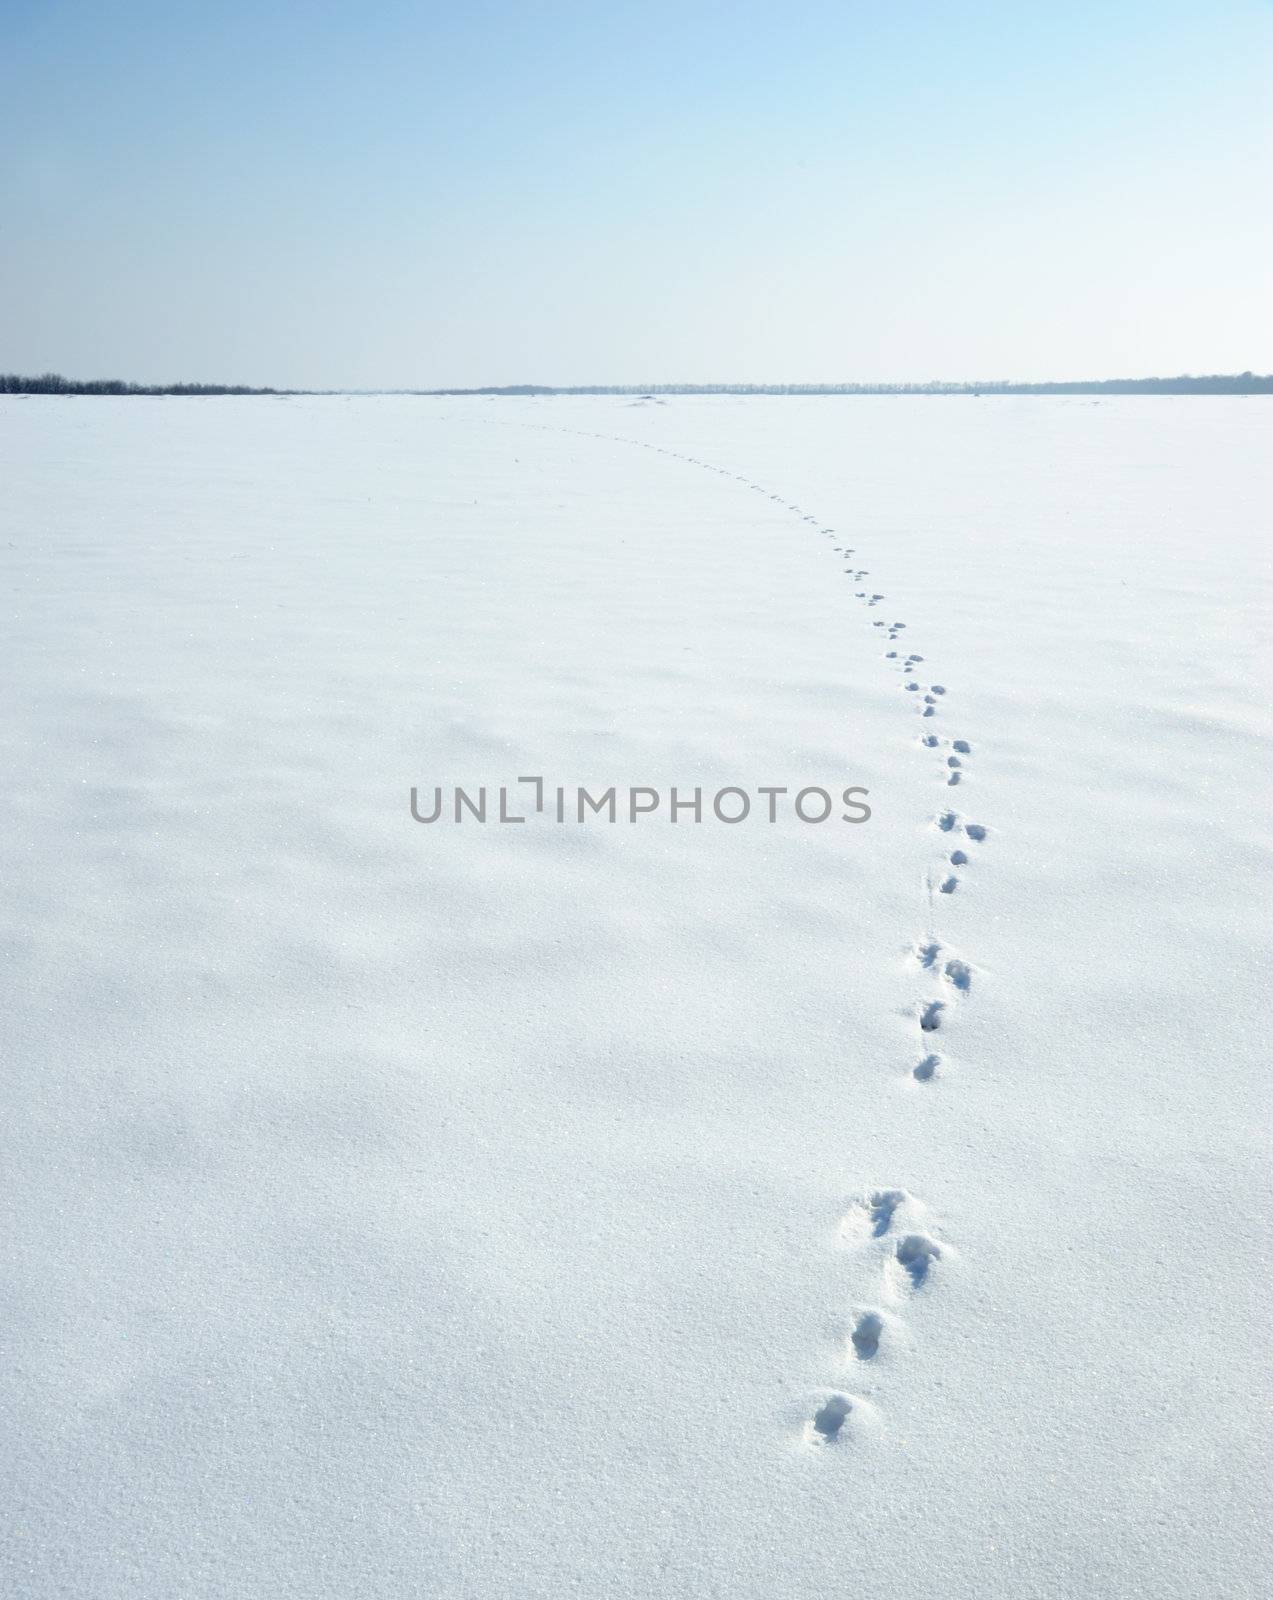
2;0;1271;389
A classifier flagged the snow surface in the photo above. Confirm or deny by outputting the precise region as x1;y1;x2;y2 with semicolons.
2;393;1270;1598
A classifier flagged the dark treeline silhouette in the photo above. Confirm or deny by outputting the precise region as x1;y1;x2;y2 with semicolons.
425;372;1273;397
5;371;1271;398
1;372;280;395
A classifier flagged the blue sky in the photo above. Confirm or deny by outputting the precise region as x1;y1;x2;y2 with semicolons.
2;0;1271;386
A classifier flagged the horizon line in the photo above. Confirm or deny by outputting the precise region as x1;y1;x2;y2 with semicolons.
4;370;1272;397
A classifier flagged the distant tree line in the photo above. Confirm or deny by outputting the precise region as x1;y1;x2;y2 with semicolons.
5;371;1270;398
1;372;280;395
424;373;1273;397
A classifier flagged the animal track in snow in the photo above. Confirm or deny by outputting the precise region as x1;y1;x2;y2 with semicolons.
914;940;941;969
845;1188;908;1238
810;1393;854;1443
934;814;988;845
867;1191;906;1235
851;1312;884;1359
914;945;972;994
503;416;977;1441
895;1234;941;1288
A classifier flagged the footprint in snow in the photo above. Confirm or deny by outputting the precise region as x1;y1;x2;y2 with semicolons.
846;1188;908;1238
913;1053;941;1082
894;1234;941;1288
850;1312;884;1360
810;1393;855;1443
913;945;970;993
